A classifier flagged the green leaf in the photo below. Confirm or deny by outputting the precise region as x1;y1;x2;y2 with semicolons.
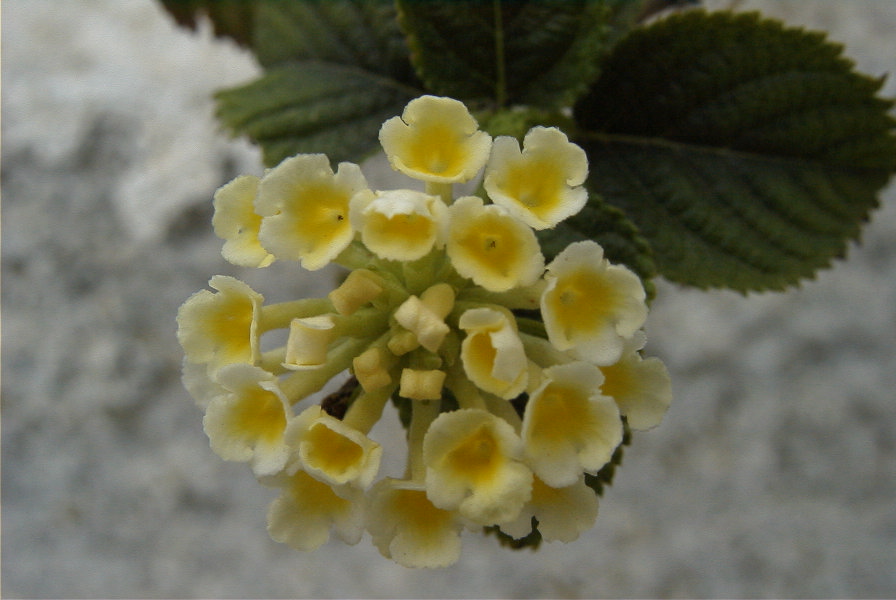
159;0;257;47
253;1;417;83
574;10;896;291
216;62;418;166
214;1;422;166
538;193;657;301
396;0;615;109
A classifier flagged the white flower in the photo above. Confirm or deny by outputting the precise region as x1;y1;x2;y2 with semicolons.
541;241;646;365
212;174;275;267
367;478;463;568
446;196;544;292
285;405;382;489
521;362;622;488
202;364;292;477
423;408;532;525
459;307;528;399
500;475;599;543
177;275;263;373
255;154;369;270
266;470;365;551
350;189;446;261
484;127;588;230
600;334;672;430
379;95;492;183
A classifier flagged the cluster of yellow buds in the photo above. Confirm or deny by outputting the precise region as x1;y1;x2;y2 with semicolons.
177;96;671;568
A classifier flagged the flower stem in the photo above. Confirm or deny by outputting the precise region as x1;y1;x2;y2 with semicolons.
343;379;398;434
260;298;333;331
408;398;441;482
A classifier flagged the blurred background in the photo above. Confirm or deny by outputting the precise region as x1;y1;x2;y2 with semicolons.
2;1;895;597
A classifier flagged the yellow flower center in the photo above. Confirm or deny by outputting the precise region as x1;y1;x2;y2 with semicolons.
445;425;500;483
227;387;286;444
303;422;364;477
290;184;349;245
502;160;564;215
457;216;518;276
403;122;466;177
552;269;616;338
528;383;593;445
393;488;452;534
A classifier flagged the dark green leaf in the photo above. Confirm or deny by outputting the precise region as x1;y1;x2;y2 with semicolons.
574;10;896;291
253;1;417;84
216;62;419;166
159;0;256;46
397;0;615;109
214;1;422;166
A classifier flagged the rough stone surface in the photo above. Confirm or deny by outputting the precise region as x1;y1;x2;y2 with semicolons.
3;1;895;597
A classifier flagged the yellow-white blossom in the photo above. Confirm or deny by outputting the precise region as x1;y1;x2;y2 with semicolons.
447;196;544;292
202;364;292;477
180;358;224;409
255;154;368;270
484;127;588;230
500;475;599;543
367;478;463;568
212;174;275;268
266;469;365;551
521;362;622;488
423;408;532;525
459;307;528;399
178;94;672;567
600;334;672;430
542;240;647;366
177;275;263;373
350;189;446;261
379;95;492;183
285;405;382;489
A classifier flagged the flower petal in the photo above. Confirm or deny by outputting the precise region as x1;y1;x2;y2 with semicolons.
541;241;647;365
484;127;588;230
212;174;275;267
447;196;544;292
379;95;491;183
423;408;532;525
522;362;623;488
256;155;368;270
367;478;463;568
176;275;263;372
203;364;292;477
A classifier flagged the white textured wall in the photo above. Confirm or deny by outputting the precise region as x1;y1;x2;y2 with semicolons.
3;1;895;597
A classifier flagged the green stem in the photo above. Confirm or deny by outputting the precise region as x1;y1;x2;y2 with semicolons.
260;298;333;331
280;336;371;404
520;332;573;368
425;181;453;204
445;363;487;411
343;379;398;434
407;397;441;482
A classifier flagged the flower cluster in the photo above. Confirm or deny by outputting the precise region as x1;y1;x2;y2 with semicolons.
177;96;671;568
